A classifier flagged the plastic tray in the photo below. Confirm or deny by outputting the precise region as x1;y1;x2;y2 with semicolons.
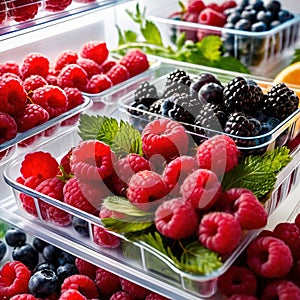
3;115;300;298
146;1;300;76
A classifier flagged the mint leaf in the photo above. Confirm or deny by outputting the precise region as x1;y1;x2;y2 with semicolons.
197;35;222;61
102;218;153;234
141;20;164;46
77;114;107;141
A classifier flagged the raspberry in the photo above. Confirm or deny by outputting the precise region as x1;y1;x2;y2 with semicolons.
59;148;73;176
16;103;50;132
110;153;152;197
119;278;150;300
0;1;6;25
0;112;17;144
61;274;99;299
10;294;38;300
261;280;300;300
95;267;121;297
141;118;189;163
162;155;197;195
295;213;300;230
93;225;121;248
216;188;267;230
145;292;170;300
57;64;88;91
46;74;58;86
110;291;133;300
217;265;257;297
54;50;79;71
198;212;242;254
85;74;113;94
198;7;226;27
155;197;199;239
70;140;116;182
31;85;68;118
44;0;72;11
20;151;59;180
63;87;84;110
101;59;117;73
0;77;27;116
23;74;48;93
119;49;149;77
76;57;102;78
7;0;39;22
127;170;167;211
20;53;50;79
187;0;205;13
180;169;221;210
246;236;293;278
75;257;97;280
0;261;31;298
106;64;130;85
0;61;20;77
228;295;258;300
220;0;237;12
63;177;105;214
196;135;240;176
273;222;300;260
80;41;109;65
59;289;87;300
36;177;71;226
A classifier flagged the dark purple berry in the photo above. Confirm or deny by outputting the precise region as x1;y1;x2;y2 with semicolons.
198;82;224;105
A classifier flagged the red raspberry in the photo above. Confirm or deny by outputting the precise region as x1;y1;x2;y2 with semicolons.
0;0;6;24
110;291;133;300
216;188;267;230
59;148;73;176
0;112;17;144
79;41;109;65
63;87;84;110
0;261;31;298
10;294;38;300
127;170;167;210
76;57;102;78
295;213;300;230
36;177;71;226
196;134;240;176
228;295;258;300
7;0;39;22
74;0;96;2
217;265;257;297
44;0;72;11
246;236;293;278
187;0;206;13
0;77;27;116
111;153;152;197
206;2;222;12
119;278;150;300
58;289;87;300
95;267;121;297
155;197;199;239
20;151;59;180
63;177;105;213
75;257;97;280
101;59;117;73
54;50;79;71
32;85;68;118
198;212;242;254
70;140;116;182
93;225;121;248
162;155;197;196
0;61;20;77
220;0;237;12
141;118;189;163
57;64;88;91
46;74;58;86
273;222;300;260
198;7;226;27
119;49;149;77
106;64;130;85
20;53;50;79
145;292;170;300
180;169;221;210
261;280;300;300
85;74;113;94
16;103;50;132
61;274;99;299
23;74;48;93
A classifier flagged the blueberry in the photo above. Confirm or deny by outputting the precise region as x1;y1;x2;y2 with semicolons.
260;117;281;133
234;18;252;31
33;237;49;253
58;250;76;266
278;10;292;23
42;244;61;265
12;243;39;270
190;73;222;94
249;0;264;11
72;216;89;237
257;10;273;25
28;269;59;298
56;263;78;283
241;9;257;23
251;21;268;32
0;240;7;261
198;83;224;105
266;0;281;14
5;228;26;247
35;262;57;273
227;12;241;24
270;20;281;29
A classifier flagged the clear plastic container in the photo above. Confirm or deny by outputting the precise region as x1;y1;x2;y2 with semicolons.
3;113;300;298
146;1;300;76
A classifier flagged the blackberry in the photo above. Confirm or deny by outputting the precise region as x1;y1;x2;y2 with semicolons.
147;98;165;122
133;81;159;107
165;68;191;86
164;69;192;98
262;83;299;121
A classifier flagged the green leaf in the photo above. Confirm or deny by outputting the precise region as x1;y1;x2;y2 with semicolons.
180;241;223;274
0;222;10;239
141;20;164;46
102;218;153;234
291;49;300;64
222;147;292;199
197;35;222;61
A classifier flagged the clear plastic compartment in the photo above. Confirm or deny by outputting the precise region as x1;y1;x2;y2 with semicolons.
146;1;300;76
3;113;300;298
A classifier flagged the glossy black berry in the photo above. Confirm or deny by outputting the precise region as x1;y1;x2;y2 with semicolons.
58;250;76;266
256;10;273;25
33;237;49;253
28;269;59;298
0;240;7;261
72;216;89;237
241;9;257;23
251;21;268;32
190;72;222;94
56;263;78;283
278;10;293;23
42;244;61;265
227;12;241;24
12;243;39;270
35;262;57;273
5;228;26;247
198;82;224;105
234;18;252;30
